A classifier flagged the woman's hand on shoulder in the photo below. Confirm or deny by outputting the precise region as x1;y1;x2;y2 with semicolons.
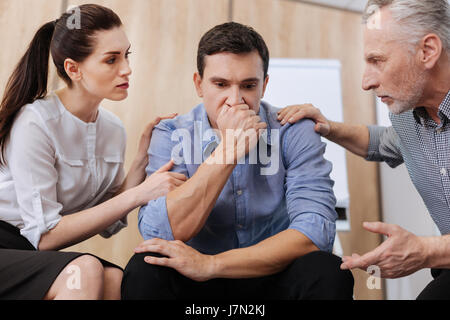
134;113;178;168
127;113;178;189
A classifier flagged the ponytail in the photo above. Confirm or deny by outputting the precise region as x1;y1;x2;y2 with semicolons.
0;21;55;166
0;4;123;167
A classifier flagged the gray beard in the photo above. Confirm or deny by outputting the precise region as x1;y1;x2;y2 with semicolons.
388;70;427;115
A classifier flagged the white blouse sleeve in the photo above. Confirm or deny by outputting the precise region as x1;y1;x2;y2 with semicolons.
98;161;128;238
6;110;63;249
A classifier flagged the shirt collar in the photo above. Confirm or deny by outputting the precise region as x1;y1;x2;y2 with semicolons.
412;107;428;125
258;101;274;146
438;90;450;121
413;90;450;126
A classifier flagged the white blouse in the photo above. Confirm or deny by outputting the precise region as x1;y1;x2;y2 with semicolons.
0;93;127;249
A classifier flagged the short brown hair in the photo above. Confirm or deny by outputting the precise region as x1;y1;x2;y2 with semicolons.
197;22;270;78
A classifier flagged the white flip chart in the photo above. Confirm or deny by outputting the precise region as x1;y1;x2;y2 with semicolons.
264;58;350;231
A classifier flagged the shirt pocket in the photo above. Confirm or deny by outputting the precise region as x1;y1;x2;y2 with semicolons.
101;155;123;175
55;156;88;197
98;154;124;189
103;154;123;164
61;158;84;166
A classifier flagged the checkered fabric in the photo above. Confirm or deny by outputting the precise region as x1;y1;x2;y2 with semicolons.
367;91;450;235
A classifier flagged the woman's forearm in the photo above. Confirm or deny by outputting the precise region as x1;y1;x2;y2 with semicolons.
38;187;140;251
115;158;147;196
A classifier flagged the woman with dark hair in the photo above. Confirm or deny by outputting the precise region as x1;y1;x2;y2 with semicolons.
0;4;186;300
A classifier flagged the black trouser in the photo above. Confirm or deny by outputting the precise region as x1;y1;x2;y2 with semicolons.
417;269;450;300
121;250;354;300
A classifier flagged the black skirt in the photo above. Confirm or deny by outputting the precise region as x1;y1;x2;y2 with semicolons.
0;220;121;300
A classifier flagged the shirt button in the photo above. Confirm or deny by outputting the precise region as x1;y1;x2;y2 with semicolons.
237;190;243;196
441;168;447;176
437;128;443;134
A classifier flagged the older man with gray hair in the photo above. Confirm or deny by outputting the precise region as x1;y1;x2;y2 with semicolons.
278;0;450;299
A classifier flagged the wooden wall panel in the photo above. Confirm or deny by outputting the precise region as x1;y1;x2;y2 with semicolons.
232;0;383;300
1;0;384;299
0;0;62;99
62;0;230;268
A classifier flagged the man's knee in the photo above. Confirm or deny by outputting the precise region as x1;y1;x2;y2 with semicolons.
417;269;450;300
121;252;177;300
290;251;354;299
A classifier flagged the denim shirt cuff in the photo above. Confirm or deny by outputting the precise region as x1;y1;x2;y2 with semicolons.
289;212;336;252
138;196;174;241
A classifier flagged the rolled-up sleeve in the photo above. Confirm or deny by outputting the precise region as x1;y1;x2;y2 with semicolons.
138;121;188;240
7;110;63;249
366;125;403;168
139;196;174;240
283;119;337;252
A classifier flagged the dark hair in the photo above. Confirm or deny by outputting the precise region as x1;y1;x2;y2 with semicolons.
0;4;122;166
197;22;270;79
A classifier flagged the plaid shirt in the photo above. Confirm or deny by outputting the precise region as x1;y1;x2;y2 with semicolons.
367;91;450;235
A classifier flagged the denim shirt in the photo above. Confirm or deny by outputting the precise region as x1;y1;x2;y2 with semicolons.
138;101;337;254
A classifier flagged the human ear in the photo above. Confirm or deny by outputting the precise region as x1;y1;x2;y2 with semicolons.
419;33;442;70
261;75;270;99
193;72;204;98
64;58;82;82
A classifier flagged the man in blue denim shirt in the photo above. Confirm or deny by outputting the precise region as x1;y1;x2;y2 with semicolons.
122;22;353;300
